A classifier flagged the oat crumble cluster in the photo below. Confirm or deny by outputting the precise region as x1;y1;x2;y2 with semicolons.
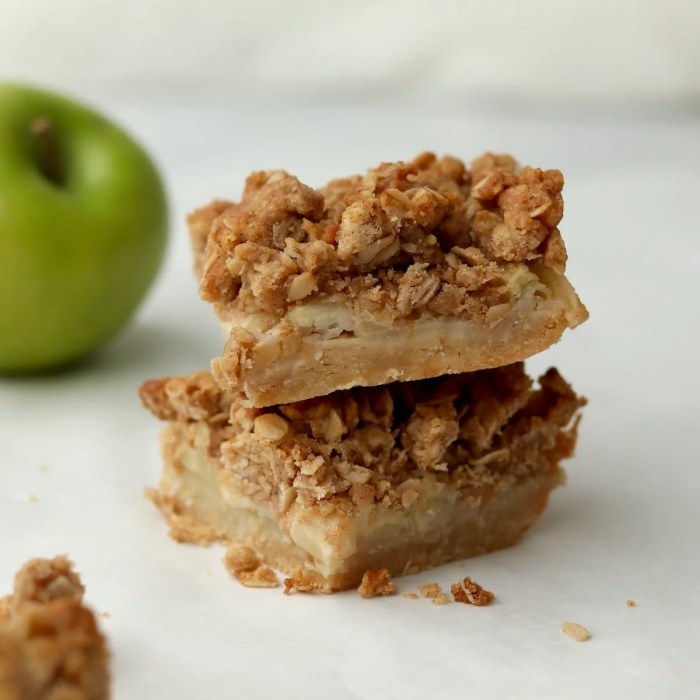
0;557;110;699
140;150;588;596
141;363;584;517
451;577;494;606
357;569;397;598
192;152;568;325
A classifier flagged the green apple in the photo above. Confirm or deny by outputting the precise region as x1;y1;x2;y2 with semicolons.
0;83;168;372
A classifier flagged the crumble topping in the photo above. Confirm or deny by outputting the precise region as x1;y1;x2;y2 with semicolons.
188;199;234;276
357;569;397;598
450;577;494;605
561;622;591;642
0;557;109;699
191;152;569;326
140;372;229;423
141;362;585;516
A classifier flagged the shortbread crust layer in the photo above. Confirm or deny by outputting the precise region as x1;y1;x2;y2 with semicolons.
140;363;585;592
190;152;587;406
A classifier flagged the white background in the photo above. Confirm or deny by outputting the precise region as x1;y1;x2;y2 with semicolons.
2;2;700;699
3;0;700;108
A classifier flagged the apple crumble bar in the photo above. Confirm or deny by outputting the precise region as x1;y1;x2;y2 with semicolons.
189;152;588;406
140;362;585;592
0;556;110;700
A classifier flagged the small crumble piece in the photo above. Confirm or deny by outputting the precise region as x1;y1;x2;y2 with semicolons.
403;592;419;600
237;566;279;589
0;556;110;699
283;568;323;595
253;413;289;443
418;583;443;599
223;546;279;588
561;622;591;642
450;577;494;606
12;554;85;609
223;546;260;574
432;593;451;606
358;569;397;598
626;599;637;608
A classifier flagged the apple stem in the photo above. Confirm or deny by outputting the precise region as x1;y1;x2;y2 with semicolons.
30;117;64;186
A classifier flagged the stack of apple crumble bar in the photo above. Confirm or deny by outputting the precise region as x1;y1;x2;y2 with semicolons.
140;152;588;592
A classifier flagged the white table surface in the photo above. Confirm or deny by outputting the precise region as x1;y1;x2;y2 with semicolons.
2;103;699;699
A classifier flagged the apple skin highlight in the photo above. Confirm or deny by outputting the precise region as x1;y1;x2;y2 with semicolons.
0;83;168;372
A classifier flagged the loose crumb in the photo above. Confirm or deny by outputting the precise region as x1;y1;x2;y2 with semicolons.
98;611;111;619
626;599;636;608
450;577;494;606
223;546;260;574
358;569;397;598
283;568;322;595
561;622;591;642
418;582;443;599
28;495;39;504
222;546;279;588
432;593;451;605
403;592;419;600
237;566;279;588
0;556;110;698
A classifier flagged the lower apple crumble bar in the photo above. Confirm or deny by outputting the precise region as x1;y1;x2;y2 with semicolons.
0;556;110;699
140;363;585;592
189;152;588;406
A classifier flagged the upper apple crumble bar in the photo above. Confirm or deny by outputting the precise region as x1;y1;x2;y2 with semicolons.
140;362;585;592
0;556;110;700
190;152;588;406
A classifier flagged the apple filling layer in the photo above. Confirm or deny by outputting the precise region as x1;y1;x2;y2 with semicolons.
140;363;585;592
190;152;587;406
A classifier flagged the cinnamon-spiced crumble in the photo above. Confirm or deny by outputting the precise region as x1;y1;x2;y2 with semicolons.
0;557;110;699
